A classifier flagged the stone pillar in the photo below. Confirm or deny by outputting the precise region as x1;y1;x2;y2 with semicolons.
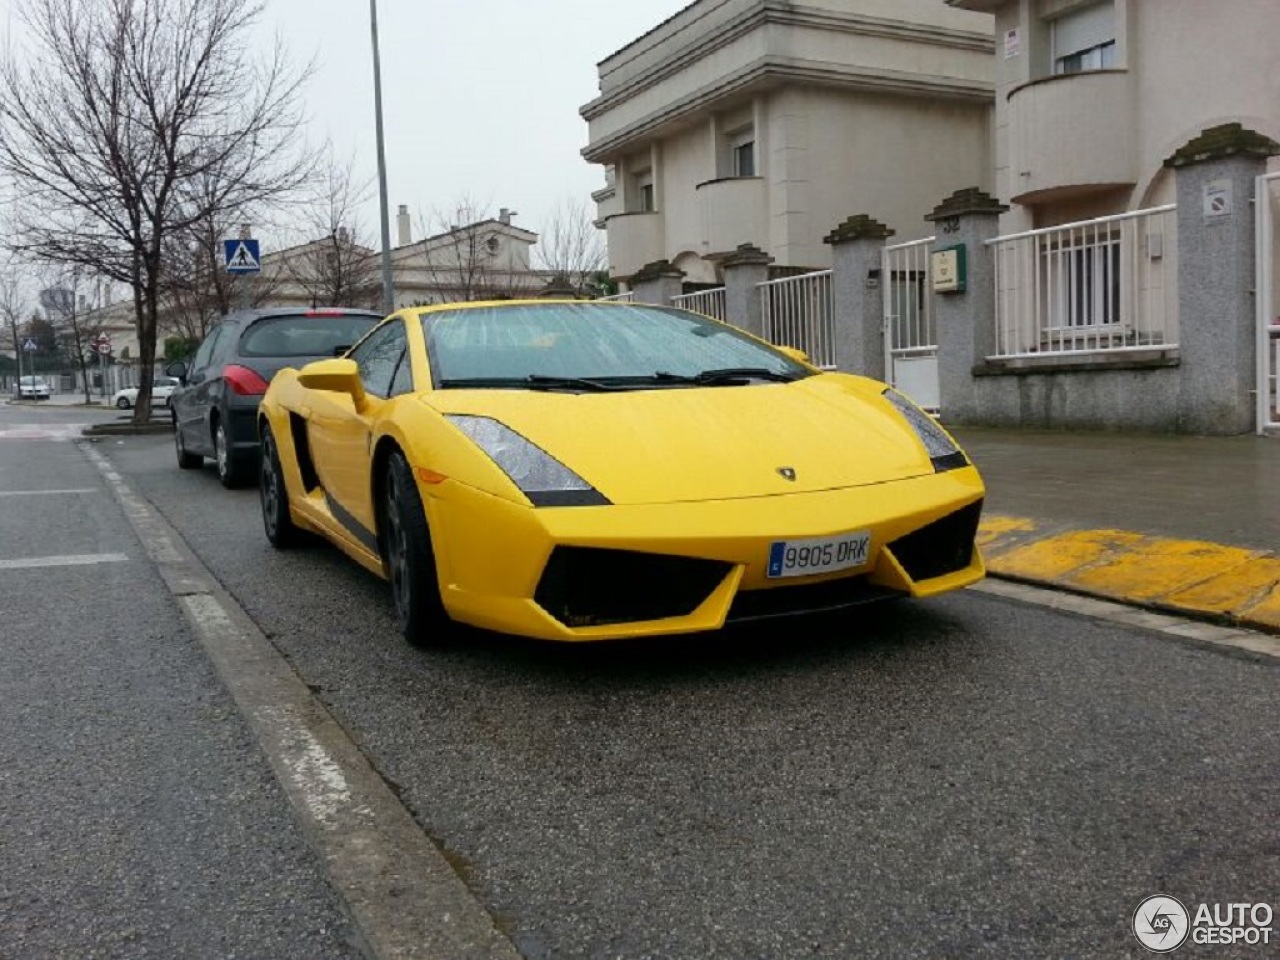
628;260;685;307
719;243;774;338
924;188;1008;423
824;215;895;378
1167;123;1279;434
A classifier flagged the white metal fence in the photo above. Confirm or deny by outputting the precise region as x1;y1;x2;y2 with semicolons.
1258;172;1280;434
881;236;939;410
988;205;1178;359
758;270;835;368
596;291;635;303
671;287;727;321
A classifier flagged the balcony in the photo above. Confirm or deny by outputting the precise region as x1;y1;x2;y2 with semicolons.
604;212;664;279
1007;70;1134;204
697;177;766;256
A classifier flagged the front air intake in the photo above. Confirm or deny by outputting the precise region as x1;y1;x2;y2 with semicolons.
535;547;732;628
886;500;983;582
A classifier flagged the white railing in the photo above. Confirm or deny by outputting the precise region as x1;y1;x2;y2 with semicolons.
596;291;635;303
882;236;938;409
1257;172;1280;434
758;270;835;368
987;205;1178;359
671;287;727;321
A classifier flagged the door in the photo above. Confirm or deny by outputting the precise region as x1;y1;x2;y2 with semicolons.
174;324;226;455
882;238;940;411
307;319;410;536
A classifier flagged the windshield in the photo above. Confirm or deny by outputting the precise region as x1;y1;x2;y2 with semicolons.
424;303;811;389
239;313;379;358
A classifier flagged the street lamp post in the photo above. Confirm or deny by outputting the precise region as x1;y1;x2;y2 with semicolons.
369;0;395;315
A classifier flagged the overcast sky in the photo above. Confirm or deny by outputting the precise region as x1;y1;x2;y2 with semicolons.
260;0;692;244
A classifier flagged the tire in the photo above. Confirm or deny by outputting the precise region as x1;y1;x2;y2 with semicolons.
174;413;202;469
259;423;301;548
214;417;254;489
116;396;131;409
383;451;450;646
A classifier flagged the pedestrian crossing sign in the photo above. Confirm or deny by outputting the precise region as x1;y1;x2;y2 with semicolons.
224;238;261;274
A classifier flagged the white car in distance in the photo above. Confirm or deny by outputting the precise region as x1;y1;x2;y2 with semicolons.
112;376;181;409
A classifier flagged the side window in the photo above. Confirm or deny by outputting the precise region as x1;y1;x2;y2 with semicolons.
190;326;223;373
349;321;406;398
389;351;414;397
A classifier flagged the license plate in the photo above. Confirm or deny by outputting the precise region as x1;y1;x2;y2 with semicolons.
767;531;872;579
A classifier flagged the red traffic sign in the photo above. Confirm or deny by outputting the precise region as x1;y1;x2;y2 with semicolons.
92;333;111;355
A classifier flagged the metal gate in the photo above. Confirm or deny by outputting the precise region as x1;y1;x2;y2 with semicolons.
882;237;939;410
1256;172;1280;434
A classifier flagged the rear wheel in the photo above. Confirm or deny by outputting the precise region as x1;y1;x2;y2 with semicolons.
259;424;301;548
174;413;202;469
214;418;254;489
116;396;131;409
383;451;450;647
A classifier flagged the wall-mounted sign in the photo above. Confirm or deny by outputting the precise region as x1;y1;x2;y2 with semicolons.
931;244;966;294
1203;179;1232;220
1004;28;1021;59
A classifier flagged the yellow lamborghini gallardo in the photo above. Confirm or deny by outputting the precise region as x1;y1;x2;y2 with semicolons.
257;300;984;644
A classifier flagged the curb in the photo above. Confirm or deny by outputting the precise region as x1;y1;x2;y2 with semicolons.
978;515;1280;636
82;421;172;436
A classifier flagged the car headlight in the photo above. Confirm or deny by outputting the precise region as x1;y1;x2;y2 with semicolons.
445;415;609;506
883;389;969;472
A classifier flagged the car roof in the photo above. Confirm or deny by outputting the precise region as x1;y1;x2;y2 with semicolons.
215;306;385;329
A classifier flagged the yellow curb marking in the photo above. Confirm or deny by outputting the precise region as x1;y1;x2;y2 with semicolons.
1164;555;1280;616
1067;539;1265;602
976;516;1280;635
985;528;1146;581
976;515;1037;550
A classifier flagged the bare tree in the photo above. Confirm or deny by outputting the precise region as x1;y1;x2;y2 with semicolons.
0;0;313;422
281;153;382;309
411;199;539;303
533;198;609;297
39;267;96;403
0;260;31;392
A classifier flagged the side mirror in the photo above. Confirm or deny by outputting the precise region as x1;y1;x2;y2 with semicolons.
298;357;367;409
165;360;188;383
775;345;810;365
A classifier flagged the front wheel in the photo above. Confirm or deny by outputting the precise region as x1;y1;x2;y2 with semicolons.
383;452;450;647
259;424;301;548
115;396;131;409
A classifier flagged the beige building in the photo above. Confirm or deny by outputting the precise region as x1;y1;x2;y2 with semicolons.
948;0;1280;230
581;0;996;284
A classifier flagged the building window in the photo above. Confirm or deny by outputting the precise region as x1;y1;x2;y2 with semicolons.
731;132;755;177
1051;1;1116;75
631;169;654;212
1042;234;1121;329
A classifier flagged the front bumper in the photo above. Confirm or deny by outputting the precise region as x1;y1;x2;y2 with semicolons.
424;467;986;641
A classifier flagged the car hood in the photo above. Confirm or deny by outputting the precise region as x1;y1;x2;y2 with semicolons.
422;375;937;505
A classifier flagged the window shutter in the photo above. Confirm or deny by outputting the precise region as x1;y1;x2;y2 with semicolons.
1052;2;1114;58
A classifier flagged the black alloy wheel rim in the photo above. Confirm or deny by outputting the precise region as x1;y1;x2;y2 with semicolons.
386;470;411;627
261;435;279;537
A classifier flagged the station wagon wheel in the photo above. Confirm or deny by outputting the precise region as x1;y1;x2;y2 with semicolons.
116;396;131;409
259;424;300;548
174;412;202;469
383;451;449;647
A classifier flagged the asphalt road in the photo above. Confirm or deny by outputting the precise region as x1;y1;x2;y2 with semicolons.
0;404;364;959
52;424;1278;960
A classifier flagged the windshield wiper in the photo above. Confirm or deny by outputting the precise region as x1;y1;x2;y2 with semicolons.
438;375;621;392
651;367;801;385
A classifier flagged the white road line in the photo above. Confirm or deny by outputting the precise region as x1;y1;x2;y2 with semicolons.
0;553;128;570
0;488;99;497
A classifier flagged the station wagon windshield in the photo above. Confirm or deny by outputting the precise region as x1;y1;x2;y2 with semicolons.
425;303;811;390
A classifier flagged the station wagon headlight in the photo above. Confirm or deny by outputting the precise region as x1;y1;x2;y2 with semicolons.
883;389;969;472
445;415;609;506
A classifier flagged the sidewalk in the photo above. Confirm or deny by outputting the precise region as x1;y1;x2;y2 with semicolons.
958;427;1280;634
